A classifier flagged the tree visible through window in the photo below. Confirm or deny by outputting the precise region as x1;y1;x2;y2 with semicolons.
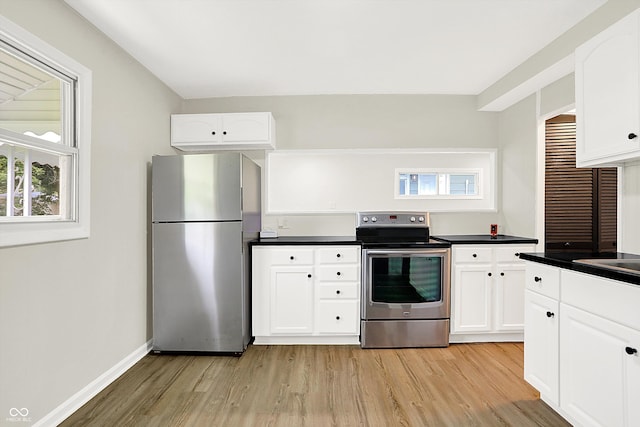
0;156;60;216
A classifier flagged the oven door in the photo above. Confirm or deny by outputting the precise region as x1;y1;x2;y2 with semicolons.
362;248;451;320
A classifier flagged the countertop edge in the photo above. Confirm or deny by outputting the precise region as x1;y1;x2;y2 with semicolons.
432;235;538;245
520;252;640;286
250;236;360;246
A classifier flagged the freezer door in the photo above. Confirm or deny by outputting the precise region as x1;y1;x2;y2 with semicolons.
152;221;246;352
152;153;242;222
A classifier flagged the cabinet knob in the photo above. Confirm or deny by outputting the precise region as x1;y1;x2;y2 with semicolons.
546;311;554;318
336;316;341;320
336;253;341;258
336;290;341;295
515;253;520;257
336;271;341;276
307;274;312;278
223;131;227;135
487;272;492;277
290;256;295;260
534;276;542;282
473;253;477;258
628;133;638;140
625;346;638;355
211;131;216;135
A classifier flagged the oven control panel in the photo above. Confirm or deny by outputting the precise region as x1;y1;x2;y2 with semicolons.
357;212;430;227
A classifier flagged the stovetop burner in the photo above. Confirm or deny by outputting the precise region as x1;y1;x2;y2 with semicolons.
356;211;445;248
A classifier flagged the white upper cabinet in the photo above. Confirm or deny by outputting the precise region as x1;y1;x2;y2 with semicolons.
576;10;640;167
171;112;276;151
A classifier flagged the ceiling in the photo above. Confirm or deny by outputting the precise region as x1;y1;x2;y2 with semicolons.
64;0;606;100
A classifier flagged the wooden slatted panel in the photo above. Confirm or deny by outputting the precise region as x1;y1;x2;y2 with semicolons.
545;116;594;251
596;168;618;252
544;115;617;253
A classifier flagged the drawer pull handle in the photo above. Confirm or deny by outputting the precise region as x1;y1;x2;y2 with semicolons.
472;253;477;258
534;276;542;282
336;316;341;320
307;274;312;278
626;347;638;355
336;290;341;295
628;133;638;140
290;256;295;260
546;311;554;318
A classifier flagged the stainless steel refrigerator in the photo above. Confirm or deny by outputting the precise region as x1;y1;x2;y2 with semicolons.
151;153;261;354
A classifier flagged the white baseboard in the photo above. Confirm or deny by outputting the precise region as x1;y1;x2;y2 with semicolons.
34;339;152;427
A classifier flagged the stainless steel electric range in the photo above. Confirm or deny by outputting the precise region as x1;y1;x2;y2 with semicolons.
356;212;451;348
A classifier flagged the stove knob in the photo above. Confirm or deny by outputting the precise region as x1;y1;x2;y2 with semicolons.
410;216;416;222
371;216;377;222
362;217;369;222
419;216;425;222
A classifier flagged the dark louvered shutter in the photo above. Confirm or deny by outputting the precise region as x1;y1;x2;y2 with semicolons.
545;115;617;253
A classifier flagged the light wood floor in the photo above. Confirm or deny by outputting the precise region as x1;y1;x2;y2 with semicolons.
61;343;569;426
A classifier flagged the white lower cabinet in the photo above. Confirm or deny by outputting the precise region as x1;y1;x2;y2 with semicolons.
560;303;640;427
450;244;535;342
523;261;640;427
252;245;361;345
269;266;314;335
524;289;559;406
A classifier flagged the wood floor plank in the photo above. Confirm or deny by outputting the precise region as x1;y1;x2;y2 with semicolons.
60;343;569;427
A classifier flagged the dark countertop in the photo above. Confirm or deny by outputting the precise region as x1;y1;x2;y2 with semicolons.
520;251;640;286
432;234;539;245
250;236;360;246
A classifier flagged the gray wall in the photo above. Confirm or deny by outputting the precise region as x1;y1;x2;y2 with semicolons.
183;95;506;235
498;95;538;238
0;0;181;423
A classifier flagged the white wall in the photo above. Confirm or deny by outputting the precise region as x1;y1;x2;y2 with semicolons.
183;95;505;236
0;1;181;424
621;161;640;254
497;95;539;239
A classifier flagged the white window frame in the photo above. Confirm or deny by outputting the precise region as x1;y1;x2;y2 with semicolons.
395;168;483;199
0;15;91;247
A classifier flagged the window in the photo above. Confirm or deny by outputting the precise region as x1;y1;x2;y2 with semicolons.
396;170;481;198
0;15;91;247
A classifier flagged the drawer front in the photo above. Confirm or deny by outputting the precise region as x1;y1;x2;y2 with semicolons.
317;246;360;264
495;245;536;263
317;284;358;299
454;247;492;264
317;264;359;281
268;247;314;265
316;300;360;334
561;269;640;330
525;262;560;300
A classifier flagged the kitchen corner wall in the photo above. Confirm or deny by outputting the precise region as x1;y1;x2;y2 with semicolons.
183;95;507;236
0;0;182;424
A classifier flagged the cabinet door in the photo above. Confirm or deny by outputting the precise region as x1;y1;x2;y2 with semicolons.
494;265;526;331
576;11;640;166
221;112;271;142
560;303;640;427
270;266;314;334
171;113;221;143
452;264;492;332
524;290;559;406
